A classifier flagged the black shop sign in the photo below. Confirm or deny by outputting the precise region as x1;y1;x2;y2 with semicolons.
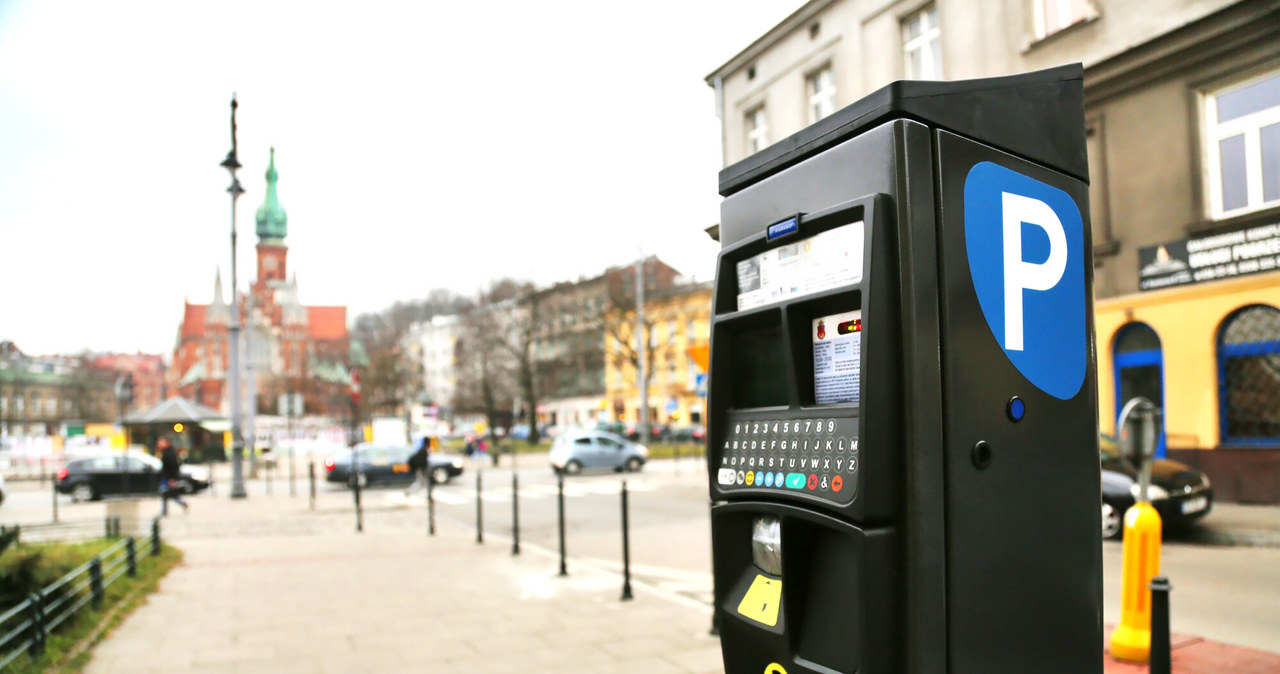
1139;221;1280;291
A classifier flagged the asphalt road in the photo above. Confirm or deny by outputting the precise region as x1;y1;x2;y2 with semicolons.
5;454;1279;654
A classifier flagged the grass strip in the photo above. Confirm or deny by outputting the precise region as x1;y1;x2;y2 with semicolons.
3;543;182;674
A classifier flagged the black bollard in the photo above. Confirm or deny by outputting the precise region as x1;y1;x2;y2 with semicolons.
353;471;364;533
621;481;633;601
1150;576;1173;674
308;461;316;511
427;467;436;536
475;470;483;544
557;473;568;576
511;472;520;556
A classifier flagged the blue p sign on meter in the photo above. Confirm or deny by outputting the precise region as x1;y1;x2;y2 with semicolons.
964;161;1087;400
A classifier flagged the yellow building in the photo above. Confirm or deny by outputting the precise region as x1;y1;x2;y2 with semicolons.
605;282;712;429
1097;272;1280;503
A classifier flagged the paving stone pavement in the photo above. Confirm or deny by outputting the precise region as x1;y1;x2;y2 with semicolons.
83;483;724;674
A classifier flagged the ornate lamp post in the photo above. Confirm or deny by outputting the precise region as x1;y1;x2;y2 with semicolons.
221;96;248;499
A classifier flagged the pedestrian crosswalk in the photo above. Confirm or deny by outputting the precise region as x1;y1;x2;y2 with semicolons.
391;477;659;507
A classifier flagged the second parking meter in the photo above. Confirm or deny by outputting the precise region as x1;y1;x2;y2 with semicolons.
708;65;1101;673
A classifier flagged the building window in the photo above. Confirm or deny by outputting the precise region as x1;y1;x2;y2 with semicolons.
746;106;769;154
1205;69;1280;218
1086;118;1117;256
807;66;836;123
902;5;941;80
1218;305;1280;445
1113;323;1166;456
1033;0;1095;40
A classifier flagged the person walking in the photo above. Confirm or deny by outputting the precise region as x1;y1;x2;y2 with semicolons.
405;437;430;497
157;436;188;516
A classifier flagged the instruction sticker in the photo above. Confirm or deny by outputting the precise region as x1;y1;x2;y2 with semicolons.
736;222;864;311
813;310;861;405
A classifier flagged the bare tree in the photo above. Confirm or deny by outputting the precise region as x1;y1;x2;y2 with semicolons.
351;289;471;422
453;295;518;457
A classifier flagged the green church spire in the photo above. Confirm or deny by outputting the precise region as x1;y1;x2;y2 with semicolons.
255;147;288;242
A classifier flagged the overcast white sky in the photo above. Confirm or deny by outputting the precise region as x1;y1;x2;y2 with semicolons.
0;0;802;357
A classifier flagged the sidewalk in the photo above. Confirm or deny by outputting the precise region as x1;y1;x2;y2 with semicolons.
79;468;1280;673
1104;628;1280;673
84;480;723;674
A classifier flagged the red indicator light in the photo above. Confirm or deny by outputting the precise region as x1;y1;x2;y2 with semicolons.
837;319;862;335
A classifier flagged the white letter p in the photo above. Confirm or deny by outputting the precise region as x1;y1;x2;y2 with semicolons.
1002;192;1066;351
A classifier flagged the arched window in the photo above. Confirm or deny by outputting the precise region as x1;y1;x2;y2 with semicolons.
1218;305;1280;445
1114;322;1165;456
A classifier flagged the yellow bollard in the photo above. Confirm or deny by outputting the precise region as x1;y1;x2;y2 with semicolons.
1109;501;1162;662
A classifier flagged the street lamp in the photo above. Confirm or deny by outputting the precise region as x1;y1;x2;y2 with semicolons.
222;95;248;499
115;373;134;497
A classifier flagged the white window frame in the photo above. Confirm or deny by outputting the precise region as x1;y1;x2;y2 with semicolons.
806;65;836;123
1204;69;1280;219
746;106;769;154
1032;0;1095;40
902;5;941;80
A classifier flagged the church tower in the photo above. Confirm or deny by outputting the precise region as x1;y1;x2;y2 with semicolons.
254;147;288;286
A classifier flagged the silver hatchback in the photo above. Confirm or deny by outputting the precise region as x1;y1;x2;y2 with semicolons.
549;430;649;475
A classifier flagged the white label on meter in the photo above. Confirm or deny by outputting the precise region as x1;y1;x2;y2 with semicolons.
737;222;864;310
813;310;862;405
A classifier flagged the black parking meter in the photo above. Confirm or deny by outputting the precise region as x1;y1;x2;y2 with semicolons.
708;65;1101;674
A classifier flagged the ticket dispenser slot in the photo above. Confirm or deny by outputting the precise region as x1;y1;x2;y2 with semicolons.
709;64;1101;674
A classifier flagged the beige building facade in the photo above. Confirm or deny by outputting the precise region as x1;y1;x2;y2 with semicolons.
708;0;1280;501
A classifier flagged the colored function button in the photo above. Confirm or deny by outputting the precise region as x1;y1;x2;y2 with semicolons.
746;471;755;486
832;475;844;492
717;469;736;485
785;473;806;490
806;474;818;490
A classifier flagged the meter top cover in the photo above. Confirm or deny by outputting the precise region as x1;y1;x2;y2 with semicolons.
718;63;1086;198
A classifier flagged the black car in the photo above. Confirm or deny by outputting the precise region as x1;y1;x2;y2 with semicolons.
324;444;465;487
1100;435;1213;539
667;425;707;443
56;451;211;502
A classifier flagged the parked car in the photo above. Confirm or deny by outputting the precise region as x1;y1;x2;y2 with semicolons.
549;430;648;476
667;425;707;443
56;450;211;502
324;444;465;487
1100;435;1213;539
0;473;7;506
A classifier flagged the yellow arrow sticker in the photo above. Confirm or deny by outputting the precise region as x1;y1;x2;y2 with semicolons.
737;574;782;627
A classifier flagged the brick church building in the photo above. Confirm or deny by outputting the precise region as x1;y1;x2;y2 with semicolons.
170;149;356;419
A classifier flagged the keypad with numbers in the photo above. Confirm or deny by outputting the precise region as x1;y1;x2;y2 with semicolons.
714;415;859;503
